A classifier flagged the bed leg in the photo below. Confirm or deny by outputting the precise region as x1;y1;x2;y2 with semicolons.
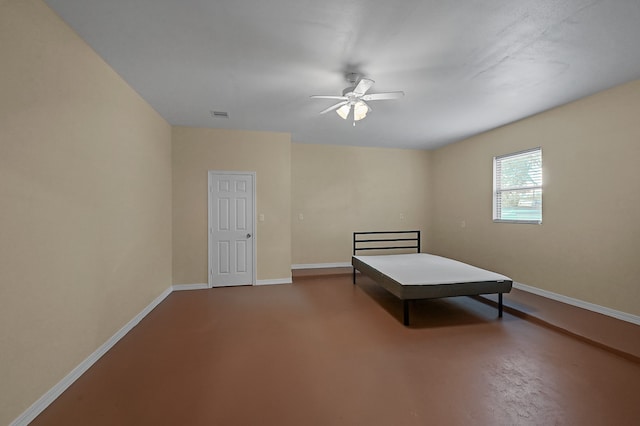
352;268;356;284
498;293;503;318
403;300;410;326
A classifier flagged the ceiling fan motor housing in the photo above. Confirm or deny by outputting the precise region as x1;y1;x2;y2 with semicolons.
342;87;358;101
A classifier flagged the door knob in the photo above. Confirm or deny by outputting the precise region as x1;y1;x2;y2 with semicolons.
246;233;252;238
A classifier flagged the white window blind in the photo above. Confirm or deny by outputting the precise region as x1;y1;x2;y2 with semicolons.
493;147;542;223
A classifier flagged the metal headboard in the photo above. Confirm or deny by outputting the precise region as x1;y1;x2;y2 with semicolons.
353;230;421;255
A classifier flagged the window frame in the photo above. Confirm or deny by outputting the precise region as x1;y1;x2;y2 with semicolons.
493;147;543;224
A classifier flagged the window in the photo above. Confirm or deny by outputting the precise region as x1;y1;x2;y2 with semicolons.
493;147;542;223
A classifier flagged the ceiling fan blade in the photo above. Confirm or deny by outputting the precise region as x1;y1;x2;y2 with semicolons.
352;78;374;96
362;91;405;101
319;100;349;115
310;95;348;100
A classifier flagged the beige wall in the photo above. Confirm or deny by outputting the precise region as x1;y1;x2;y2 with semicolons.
292;143;432;264
172;127;292;283
431;79;640;316
0;1;172;424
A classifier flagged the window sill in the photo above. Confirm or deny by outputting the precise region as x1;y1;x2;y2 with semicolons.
493;219;542;225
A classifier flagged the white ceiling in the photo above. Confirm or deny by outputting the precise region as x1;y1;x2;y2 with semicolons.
44;0;640;150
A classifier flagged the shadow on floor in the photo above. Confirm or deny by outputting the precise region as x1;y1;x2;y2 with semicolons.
356;280;506;329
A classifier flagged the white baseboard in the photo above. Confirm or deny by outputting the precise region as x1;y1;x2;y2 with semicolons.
513;282;640;326
172;283;208;291
255;277;292;286
291;262;351;270
173;280;294;288
10;286;173;426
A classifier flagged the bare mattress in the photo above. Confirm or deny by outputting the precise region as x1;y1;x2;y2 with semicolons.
352;253;513;301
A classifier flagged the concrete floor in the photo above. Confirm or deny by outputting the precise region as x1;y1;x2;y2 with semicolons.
32;274;640;425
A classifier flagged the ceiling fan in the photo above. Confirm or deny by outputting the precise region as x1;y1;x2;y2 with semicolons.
311;73;404;125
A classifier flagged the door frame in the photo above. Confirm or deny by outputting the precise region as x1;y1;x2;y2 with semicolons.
207;170;257;288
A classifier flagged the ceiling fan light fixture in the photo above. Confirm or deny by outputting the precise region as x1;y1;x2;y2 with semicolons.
312;75;402;123
353;101;368;121
336;104;351;120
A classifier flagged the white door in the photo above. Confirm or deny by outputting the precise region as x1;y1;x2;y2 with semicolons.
208;172;255;287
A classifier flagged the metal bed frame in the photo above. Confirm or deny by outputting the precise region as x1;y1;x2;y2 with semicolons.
352;230;509;325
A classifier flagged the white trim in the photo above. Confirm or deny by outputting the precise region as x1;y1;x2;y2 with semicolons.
513;282;640;326
10;286;173;426
255;278;292;286
291;262;352;270
172;283;209;291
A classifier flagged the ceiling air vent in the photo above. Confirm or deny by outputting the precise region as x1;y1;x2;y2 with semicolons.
210;110;229;119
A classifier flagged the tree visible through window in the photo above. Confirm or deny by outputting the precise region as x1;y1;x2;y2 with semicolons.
493;148;542;223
